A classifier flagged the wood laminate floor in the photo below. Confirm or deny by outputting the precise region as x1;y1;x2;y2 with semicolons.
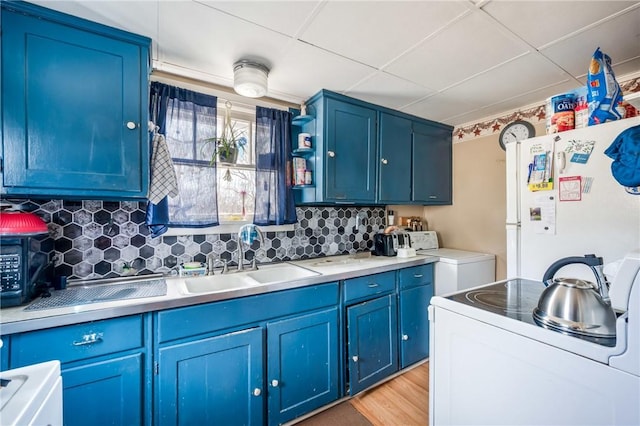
350;361;429;426
296;361;429;426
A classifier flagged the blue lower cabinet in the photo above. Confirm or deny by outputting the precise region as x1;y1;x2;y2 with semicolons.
267;307;339;425
62;354;144;426
399;285;433;368
8;315;149;425
157;327;264;426
346;295;398;395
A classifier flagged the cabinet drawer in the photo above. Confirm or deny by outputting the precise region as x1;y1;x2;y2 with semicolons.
343;271;396;303
398;264;433;290
157;282;339;344
10;315;144;367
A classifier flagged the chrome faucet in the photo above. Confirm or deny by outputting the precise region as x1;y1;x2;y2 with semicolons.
237;224;265;272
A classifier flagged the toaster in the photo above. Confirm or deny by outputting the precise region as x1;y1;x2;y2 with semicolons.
373;233;397;256
373;232;410;256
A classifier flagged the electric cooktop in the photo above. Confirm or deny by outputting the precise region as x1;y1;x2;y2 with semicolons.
446;278;545;326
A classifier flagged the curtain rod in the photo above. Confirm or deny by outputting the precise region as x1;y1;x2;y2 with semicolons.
151;69;300;112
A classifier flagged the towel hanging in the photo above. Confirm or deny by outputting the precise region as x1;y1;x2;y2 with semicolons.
148;131;179;204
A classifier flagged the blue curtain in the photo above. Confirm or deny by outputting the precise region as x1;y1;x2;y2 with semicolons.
146;82;218;237
254;107;297;225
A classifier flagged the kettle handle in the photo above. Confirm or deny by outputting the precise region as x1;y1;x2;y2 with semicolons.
542;254;603;285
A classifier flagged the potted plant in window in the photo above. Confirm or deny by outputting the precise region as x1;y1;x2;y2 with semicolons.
202;101;245;165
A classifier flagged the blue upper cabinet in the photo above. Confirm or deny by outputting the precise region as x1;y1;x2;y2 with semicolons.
324;97;377;203
297;91;377;205
295;90;452;205
378;113;412;203
1;2;151;200
412;122;453;204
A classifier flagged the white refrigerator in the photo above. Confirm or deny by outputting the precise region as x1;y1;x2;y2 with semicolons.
506;116;640;281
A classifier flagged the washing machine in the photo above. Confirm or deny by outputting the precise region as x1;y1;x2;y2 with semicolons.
407;231;496;296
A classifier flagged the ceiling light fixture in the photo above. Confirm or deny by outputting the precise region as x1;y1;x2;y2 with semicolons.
233;60;269;98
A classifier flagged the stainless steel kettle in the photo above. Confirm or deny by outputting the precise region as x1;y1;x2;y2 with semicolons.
533;254;617;346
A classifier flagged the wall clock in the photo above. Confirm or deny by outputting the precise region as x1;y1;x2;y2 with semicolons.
499;120;535;150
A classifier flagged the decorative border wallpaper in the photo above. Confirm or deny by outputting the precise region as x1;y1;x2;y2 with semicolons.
453;76;640;142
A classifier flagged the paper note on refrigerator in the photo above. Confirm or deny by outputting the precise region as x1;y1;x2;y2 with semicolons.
564;139;596;164
559;176;582;201
529;194;556;234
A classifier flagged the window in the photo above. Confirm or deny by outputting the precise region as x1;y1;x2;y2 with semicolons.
215;108;256;222
162;97;294;236
149;80;296;237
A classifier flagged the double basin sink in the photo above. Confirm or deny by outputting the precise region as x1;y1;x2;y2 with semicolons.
178;263;321;294
178;254;381;295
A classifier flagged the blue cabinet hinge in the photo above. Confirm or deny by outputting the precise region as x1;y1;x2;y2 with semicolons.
154;361;159;375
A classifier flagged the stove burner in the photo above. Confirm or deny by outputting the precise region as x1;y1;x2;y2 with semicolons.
447;278;544;325
465;289;532;315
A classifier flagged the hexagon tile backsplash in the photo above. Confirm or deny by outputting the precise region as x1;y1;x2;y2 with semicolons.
16;200;386;281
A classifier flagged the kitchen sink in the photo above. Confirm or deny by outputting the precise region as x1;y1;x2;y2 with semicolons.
246;263;319;284
179;263;320;294
181;274;257;294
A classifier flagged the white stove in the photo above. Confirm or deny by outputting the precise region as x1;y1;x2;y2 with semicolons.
429;250;640;425
0;360;62;425
407;231;495;295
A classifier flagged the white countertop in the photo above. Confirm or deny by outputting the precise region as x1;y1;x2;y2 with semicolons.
0;253;437;335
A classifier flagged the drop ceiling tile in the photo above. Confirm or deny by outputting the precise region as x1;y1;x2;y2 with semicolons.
403;53;575;123
299;1;469;68
400;92;474;125
385;10;529;91
267;40;377;101
442;53;575;104
445;80;580;126
482;1;637;49
344;72;435;110
30;1;159;39
541;7;640;77
157;1;293;84
196;1;322;37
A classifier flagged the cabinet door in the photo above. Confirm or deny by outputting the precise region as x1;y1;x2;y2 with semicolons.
325;98;377;203
412;123;452;204
378;113;412;203
62;354;144;426
1;5;149;199
267;307;339;425
399;285;433;368
157;328;264;426
346;295;398;395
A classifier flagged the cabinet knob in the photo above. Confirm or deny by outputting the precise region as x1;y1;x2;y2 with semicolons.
402;334;409;341
381;158;388;164
253;388;261;396
271;379;279;387
126;121;138;130
352;355;359;362
327;151;335;158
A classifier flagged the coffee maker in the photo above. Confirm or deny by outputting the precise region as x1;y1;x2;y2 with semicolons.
0;211;49;307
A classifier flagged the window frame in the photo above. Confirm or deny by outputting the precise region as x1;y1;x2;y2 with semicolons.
152;78;297;236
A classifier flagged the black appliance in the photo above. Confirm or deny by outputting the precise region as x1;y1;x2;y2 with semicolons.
0;211;49;307
0;237;48;307
373;233;409;257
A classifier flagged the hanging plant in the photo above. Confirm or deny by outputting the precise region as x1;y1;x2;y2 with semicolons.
202;101;245;166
